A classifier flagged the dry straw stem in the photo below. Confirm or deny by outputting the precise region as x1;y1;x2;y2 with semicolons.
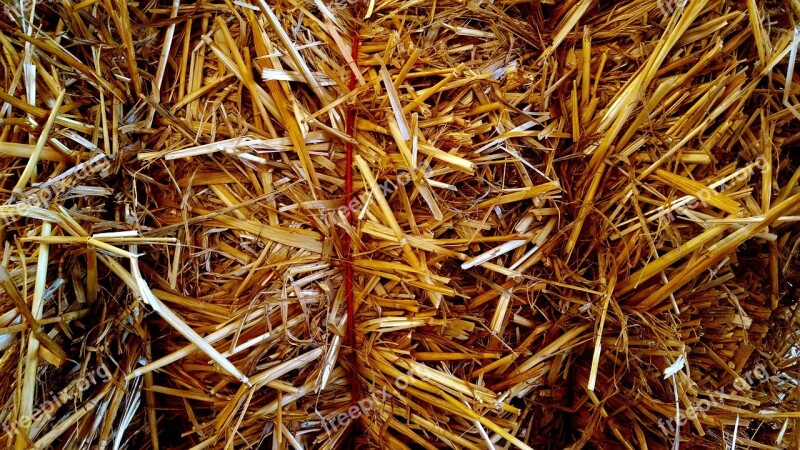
0;0;799;449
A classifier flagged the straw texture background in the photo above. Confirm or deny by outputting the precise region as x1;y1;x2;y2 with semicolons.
0;0;799;449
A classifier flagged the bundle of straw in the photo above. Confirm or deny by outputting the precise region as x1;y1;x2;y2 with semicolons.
0;0;799;448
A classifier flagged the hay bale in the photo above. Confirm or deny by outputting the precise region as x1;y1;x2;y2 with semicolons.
0;0;799;448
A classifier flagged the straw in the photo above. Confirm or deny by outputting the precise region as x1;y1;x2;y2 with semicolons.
0;0;798;448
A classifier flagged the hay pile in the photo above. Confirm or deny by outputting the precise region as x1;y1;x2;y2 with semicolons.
1;0;799;448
